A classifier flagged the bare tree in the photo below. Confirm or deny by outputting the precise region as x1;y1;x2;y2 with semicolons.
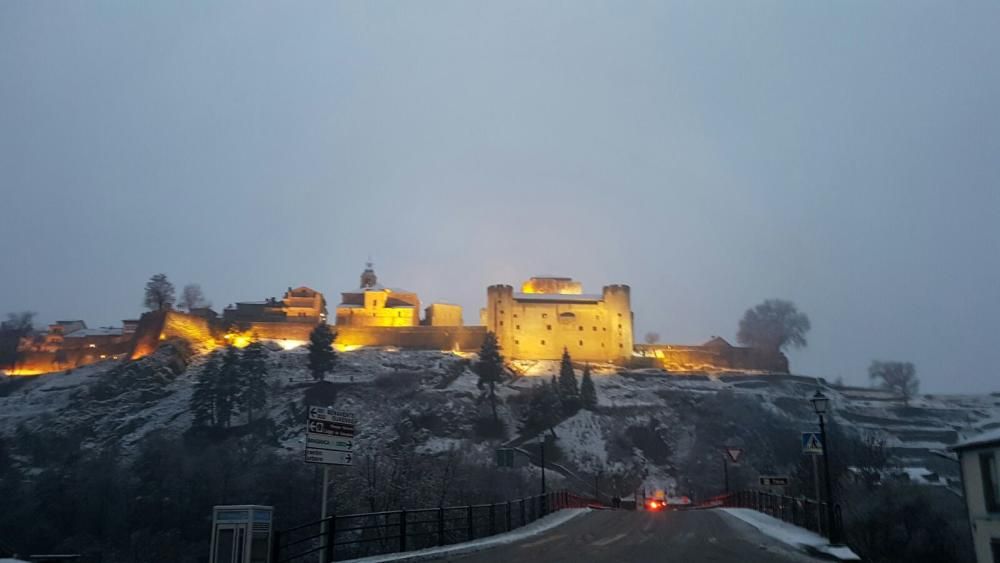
644;332;660;345
1;311;35;370
869;360;918;406
179;284;209;311
144;274;176;311
736;299;810;352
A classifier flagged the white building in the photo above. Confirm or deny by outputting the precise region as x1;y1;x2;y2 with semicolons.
953;429;1000;562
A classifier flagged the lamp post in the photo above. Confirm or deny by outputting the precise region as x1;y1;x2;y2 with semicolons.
540;436;547;516
810;390;841;545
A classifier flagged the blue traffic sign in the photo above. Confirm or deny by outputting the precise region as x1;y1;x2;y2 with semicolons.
802;432;824;455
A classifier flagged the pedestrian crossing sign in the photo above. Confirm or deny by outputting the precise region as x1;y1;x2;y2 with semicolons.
802;432;824;455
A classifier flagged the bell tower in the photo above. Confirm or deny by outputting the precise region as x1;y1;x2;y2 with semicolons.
360;261;378;289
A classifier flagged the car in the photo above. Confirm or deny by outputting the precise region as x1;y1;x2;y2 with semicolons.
646;498;666;511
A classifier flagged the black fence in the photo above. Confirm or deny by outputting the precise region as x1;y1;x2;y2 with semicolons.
273;491;595;563
710;490;842;540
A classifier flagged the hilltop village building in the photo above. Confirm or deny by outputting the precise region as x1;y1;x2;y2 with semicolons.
484;277;634;363
335;264;463;328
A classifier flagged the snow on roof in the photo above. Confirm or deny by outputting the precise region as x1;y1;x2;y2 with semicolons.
66;327;123;338
513;293;602;303
952;428;1000;451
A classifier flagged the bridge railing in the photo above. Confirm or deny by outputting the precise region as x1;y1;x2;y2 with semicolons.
272;490;596;563
706;490;842;540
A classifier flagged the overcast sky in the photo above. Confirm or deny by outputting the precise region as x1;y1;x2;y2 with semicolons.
2;2;998;392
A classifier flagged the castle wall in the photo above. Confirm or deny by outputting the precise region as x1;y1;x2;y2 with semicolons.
486;283;634;363
634;343;789;373
334;325;486;351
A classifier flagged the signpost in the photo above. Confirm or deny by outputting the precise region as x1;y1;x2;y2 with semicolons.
306;407;356;563
759;476;791;487
722;447;744;494
725;447;744;464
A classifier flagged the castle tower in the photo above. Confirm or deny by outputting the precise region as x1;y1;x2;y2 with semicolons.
485;284;515;354
602;284;634;361
360;261;378;289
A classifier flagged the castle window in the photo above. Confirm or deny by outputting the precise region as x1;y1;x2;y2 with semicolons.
500;310;504;315
579;340;583;346
593;326;597;331
513;314;518;318
547;324;552;331
516;324;520;330
619;343;624;348
618;313;622;318
542;313;548;319
618;324;622;329
514;339;520;345
578;326;583;331
541;340;546;345
499;321;504;326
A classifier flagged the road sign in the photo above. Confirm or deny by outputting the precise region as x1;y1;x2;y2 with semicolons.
307;408;356;465
724;447;744;464
759;476;791;487
305;449;353;466
306;434;353;452
802;432;824;455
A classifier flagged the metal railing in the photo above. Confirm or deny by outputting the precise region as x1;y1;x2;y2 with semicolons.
708;490;842;540
272;491;595;563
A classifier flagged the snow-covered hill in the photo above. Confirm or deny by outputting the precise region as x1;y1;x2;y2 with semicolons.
1;345;994;500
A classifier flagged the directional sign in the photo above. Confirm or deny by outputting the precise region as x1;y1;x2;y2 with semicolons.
307;419;355;437
306;408;356;465
802;432;824;455
724;447;744;464
306;434;353;452
305;448;353;466
759;476;791;487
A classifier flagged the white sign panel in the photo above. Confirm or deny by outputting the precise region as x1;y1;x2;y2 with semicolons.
306;408;356;465
305;448;353;466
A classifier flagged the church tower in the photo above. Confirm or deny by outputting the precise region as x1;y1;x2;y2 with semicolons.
360;262;378;289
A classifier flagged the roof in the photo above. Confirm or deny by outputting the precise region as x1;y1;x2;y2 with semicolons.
951;428;1000;452
342;286;414;295
66;327;123;338
512;292;602;303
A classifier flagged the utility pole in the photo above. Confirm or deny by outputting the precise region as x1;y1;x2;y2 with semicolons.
723;456;729;494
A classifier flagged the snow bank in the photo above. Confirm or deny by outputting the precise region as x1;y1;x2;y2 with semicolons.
341;508;589;563
720;508;860;561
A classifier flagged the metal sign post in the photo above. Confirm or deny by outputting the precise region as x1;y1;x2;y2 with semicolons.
306;407;356;563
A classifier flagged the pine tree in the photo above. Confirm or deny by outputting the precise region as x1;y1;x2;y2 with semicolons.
191;353;220;427
580;363;598;411
307;324;337;381
240;340;269;424
557;348;580;415
474;332;505;423
521;380;561;439
216;345;242;428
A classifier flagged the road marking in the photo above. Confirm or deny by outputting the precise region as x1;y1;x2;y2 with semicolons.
592;532;628;547
520;534;564;549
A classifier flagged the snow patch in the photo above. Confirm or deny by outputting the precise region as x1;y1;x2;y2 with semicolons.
720;508;860;560
341;508;590;562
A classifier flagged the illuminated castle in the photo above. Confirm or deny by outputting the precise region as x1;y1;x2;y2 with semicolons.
483;277;634;363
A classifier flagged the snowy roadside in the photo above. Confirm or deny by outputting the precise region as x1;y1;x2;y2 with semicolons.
340;508;590;563
719;508;861;561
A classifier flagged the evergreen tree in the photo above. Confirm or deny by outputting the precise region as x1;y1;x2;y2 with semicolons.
474;332;505;423
307;324;337;381
557;348;580;415
521;380;561;438
580;363;598;411
240;340;269;423
216;345;242;427
191;353;220;427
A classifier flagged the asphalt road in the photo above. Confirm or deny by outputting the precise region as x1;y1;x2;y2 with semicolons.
441;509;823;563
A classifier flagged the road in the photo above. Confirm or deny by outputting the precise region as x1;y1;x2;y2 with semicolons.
441;509;823;562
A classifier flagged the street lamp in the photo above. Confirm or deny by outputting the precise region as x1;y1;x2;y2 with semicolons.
810;390;841;545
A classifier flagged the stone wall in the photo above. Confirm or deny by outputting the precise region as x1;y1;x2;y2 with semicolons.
634;343;789;374
335;325;487;351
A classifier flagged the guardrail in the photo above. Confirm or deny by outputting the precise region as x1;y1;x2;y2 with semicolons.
706;490;842;540
273;491;595;562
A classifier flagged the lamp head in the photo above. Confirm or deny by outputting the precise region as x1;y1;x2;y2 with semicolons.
811;390;829;415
